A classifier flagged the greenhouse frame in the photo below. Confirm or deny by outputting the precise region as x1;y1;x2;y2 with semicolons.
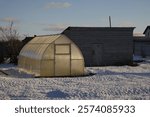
18;34;85;77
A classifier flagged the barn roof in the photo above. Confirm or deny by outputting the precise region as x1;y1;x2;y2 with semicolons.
62;26;135;32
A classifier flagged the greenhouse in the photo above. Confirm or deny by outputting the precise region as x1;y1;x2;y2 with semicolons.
18;34;85;77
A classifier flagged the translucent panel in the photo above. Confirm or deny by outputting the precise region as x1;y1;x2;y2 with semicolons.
23;44;36;57
24;58;29;71
55;45;70;54
29;35;60;44
34;60;41;74
18;56;23;68
31;59;39;73
18;34;85;77
20;44;49;59
71;44;84;59
32;59;40;75
40;60;54;76
19;56;40;75
20;44;32;56
19;44;29;56
37;44;48;58
55;55;70;76
22;57;25;68
19;44;28;55
42;44;54;59
55;35;70;44
71;60;84;76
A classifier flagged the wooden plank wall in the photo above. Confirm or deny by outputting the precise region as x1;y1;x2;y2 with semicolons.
134;41;150;57
63;27;134;66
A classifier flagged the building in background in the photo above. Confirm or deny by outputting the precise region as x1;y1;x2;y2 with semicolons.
143;26;150;37
63;27;134;66
20;26;135;68
134;26;150;57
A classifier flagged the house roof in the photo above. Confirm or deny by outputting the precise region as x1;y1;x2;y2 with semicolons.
143;26;150;34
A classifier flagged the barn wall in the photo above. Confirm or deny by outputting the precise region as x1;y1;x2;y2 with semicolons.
63;27;134;66
134;41;150;57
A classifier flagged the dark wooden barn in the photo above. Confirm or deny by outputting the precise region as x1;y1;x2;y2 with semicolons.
63;27;134;66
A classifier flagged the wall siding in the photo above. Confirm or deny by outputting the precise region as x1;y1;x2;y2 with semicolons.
134;41;150;57
63;27;134;66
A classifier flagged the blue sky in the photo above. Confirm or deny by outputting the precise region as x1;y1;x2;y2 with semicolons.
0;0;150;36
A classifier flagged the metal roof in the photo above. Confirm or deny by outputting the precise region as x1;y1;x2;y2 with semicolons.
62;26;135;32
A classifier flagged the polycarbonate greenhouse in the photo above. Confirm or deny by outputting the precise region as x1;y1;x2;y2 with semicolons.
18;34;85;77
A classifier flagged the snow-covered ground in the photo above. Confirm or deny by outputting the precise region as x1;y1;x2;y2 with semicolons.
0;59;150;100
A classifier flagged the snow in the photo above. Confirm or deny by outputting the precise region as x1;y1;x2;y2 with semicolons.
0;59;150;100
133;55;144;62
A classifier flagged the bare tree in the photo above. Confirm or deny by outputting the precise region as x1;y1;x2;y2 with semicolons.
0;21;22;64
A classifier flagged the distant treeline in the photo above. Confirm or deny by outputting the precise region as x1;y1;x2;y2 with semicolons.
0;21;23;64
0;39;22;64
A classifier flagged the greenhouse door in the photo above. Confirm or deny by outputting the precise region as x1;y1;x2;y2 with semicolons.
54;44;71;76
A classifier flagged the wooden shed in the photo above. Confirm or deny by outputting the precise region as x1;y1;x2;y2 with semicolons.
63;27;134;66
18;34;85;77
